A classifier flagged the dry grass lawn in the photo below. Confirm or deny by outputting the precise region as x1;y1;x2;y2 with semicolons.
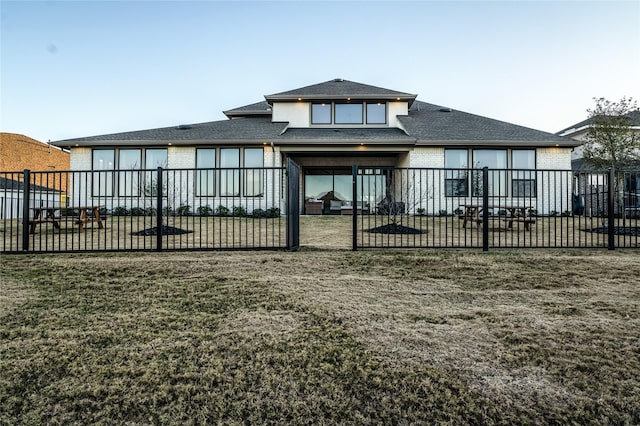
1;233;639;423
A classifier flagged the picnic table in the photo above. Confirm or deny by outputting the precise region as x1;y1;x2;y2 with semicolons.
28;206;105;233
461;204;536;231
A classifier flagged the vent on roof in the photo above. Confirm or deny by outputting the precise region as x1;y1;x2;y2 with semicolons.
439;108;452;113
177;124;192;130
334;78;344;82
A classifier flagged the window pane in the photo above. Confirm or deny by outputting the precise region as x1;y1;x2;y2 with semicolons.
512;150;535;169
335;103;363;124
244;148;264;196
473;149;507;196
119;149;141;196
445;149;469;196
311;103;331;124
196;149;216;197
146;149;167;169
366;103;386;124
92;150;114;196
220;148;239;196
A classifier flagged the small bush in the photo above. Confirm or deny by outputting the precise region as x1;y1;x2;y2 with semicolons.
130;207;147;216
176;204;191;216
112;206;129;216
416;208;426;216
498;209;507;216
197;205;213;216
251;208;266;218
438;209;448;217
232;206;247;217
215;205;229;216
454;208;463;216
266;207;281;218
561;210;573;217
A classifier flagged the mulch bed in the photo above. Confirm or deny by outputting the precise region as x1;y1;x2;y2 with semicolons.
582;226;640;236
132;226;194;236
367;224;425;235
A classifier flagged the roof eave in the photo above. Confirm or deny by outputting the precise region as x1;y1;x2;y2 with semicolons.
415;139;581;148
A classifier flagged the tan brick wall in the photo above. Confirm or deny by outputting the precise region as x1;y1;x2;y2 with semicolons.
1;132;70;191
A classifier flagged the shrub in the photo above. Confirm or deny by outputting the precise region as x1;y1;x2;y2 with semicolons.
215;205;229;216
129;207;147;216
251;208;266;218
438;209;448;217
561;210;573;217
197;205;213;216
176;204;191;216
454;208;463;216
416;208;426;216
265;207;281;218
232;206;247;217
112;206;129;216
527;208;538;217
497;209;507;216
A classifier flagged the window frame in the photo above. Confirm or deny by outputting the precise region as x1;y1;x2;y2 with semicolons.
444;149;469;197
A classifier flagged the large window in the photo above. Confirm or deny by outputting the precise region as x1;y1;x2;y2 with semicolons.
445;149;469;196
311;102;387;125
335;104;363;124
445;148;537;197
196;149;216;196
311;103;331;124
473;149;507;196
512;150;536;197
91;148;167;196
220;148;240;196
244;148;264;197
366;103;386;124
119;149;142;196
92;150;114;196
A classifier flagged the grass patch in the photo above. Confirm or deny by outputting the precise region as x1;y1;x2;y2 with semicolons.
1;250;640;423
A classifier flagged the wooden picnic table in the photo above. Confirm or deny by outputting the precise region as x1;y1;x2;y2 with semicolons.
28;206;105;233
461;204;535;231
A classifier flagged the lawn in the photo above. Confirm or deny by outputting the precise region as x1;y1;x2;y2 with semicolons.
1;248;639;424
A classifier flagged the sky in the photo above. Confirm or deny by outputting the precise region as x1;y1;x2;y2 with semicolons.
1;0;639;143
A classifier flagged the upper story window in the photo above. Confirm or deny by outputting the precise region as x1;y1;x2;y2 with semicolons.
311;102;387;125
311;104;331;124
335;104;363;124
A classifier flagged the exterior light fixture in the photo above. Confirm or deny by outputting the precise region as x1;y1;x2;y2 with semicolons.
297;98;302;101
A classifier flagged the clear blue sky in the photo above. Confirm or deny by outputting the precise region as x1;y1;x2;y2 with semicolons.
1;0;639;143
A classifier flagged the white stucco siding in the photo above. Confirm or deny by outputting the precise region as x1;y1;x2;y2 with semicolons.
388;101;409;128
70;147;92;170
272;102;309;127
168;146;195;169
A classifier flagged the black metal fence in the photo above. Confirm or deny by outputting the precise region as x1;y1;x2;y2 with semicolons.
352;167;639;250
1;167;291;253
2;166;638;253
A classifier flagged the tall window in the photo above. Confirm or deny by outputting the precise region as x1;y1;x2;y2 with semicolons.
244;148;264;197
196;149;216;196
220;148;240;196
512;150;536;197
92;150;114;196
473;149;507;196
119;149;141;196
144;149;168;196
445;149;469;196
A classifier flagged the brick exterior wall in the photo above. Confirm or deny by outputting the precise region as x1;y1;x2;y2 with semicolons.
1;133;69;172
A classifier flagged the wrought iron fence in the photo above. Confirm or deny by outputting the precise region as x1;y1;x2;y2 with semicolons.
352;167;639;250
1;167;290;253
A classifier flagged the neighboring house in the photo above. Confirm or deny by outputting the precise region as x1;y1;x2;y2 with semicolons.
0;176;64;220
557;111;640;215
556;110;640;170
52;78;578;215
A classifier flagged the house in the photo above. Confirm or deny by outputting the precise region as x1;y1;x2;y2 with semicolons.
556;110;640;170
51;78;579;215
0;133;70;219
557;110;640;215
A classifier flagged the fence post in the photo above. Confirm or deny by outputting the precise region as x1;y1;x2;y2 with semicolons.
156;167;163;251
482;167;489;252
22;169;31;251
352;165;358;251
608;168;615;250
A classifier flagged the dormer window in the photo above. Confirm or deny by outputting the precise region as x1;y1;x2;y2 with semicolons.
311;102;387;125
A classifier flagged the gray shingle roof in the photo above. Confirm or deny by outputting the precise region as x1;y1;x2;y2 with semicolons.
557;110;640;135
277;127;414;143
223;101;272;118
0;176;62;192
265;78;417;104
399;101;575;146
54;118;288;147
